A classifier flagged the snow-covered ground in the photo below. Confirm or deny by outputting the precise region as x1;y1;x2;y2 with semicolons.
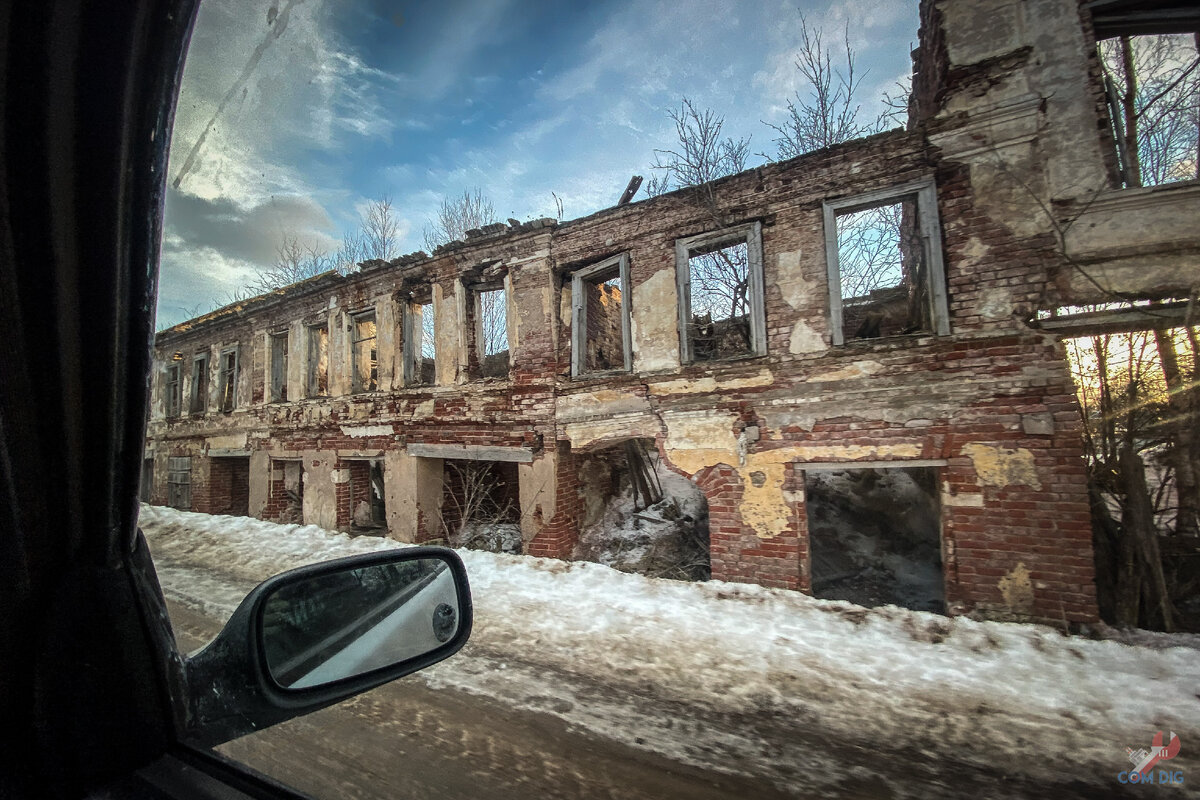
141;505;1200;796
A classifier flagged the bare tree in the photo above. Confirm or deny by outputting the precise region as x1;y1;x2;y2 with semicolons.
1100;33;1200;187
422;188;498;251
439;461;520;553
248;235;336;294
1066;326;1196;629
765;16;884;159
1097;31;1200;540
478;289;508;360
648;97;750;197
239;195;402;296
359;194;400;261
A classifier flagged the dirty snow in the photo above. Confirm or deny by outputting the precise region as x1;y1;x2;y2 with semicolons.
140;505;1200;795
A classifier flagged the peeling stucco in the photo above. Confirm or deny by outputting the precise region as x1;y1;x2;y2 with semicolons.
809;360;886;382
663;409;921;539
206;433;250;451
519;451;558;543
653;369;774;395
963;443;1042;489
630;268;680;373
978;288;1014;320
998;561;1035;615
339;424;392;438
789;320;826;354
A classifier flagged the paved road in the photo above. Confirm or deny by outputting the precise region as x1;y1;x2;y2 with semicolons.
170;600;801;800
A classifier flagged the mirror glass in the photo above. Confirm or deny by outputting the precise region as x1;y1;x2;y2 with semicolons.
260;557;460;690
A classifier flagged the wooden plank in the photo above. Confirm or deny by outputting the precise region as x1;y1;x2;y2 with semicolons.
822;202;844;346
1036;303;1192;336
617;175;643;206
747;221;766;356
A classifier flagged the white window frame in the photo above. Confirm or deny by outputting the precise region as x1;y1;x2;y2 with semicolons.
570;253;632;377
350;308;378;394
268;331;288;403
164;362;181;419
306;322;329;398
189;352;208;413
471;281;510;380
674;221;766;364
822;178;949;346
217;345;239;412
402;296;436;387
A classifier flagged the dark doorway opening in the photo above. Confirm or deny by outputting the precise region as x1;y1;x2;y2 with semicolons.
806;466;944;613
210;456;250;517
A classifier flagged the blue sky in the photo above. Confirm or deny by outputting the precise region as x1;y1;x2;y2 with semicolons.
157;0;918;327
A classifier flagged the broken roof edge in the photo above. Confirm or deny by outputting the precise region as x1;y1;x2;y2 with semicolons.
154;268;346;342
555;125;915;233
431;217;558;256
154;127;923;343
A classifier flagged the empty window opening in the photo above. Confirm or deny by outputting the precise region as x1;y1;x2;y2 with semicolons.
209;456;250;516
404;300;436;386
307;324;329;397
805;466;944;613
573;439;710;581
218;346;239;412
571;254;632;376
269;332;288;402
676;222;765;363
190;353;208;413
347;459;386;532
440;460;521;553
351;311;378;393
167;456;191;510
475;287;509;379
269;460;304;524
165;363;182;418
824;181;948;345
1099;33;1200;188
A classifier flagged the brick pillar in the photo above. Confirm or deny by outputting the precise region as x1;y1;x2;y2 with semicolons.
526;442;580;558
333;460;352;530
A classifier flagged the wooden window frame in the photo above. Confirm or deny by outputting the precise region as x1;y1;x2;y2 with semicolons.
674;221;766;364
570;253;632;377
822;178;950;346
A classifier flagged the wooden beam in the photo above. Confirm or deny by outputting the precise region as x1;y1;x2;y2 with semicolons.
617;175;643;206
1035;303;1192;336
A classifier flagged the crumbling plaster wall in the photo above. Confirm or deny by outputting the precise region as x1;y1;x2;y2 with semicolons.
146;0;1131;624
383;449;443;543
918;0;1199;309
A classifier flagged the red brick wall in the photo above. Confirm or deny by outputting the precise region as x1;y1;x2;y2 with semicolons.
527;443;581;558
694;463;806;592
204;457;249;516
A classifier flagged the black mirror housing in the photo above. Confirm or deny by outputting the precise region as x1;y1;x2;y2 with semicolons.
180;548;472;749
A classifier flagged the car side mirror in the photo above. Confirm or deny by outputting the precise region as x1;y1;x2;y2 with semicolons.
180;548;472;748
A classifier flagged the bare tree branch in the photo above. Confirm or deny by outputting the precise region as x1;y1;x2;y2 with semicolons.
422;188;498;251
764;16;883;159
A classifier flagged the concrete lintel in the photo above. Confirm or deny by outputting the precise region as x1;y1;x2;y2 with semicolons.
796;458;950;472
407;443;534;463
207;448;251;458
336;450;385;460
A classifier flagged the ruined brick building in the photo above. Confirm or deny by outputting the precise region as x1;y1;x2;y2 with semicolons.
146;0;1199;625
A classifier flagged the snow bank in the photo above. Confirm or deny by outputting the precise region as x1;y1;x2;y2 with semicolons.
140;505;1200;791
